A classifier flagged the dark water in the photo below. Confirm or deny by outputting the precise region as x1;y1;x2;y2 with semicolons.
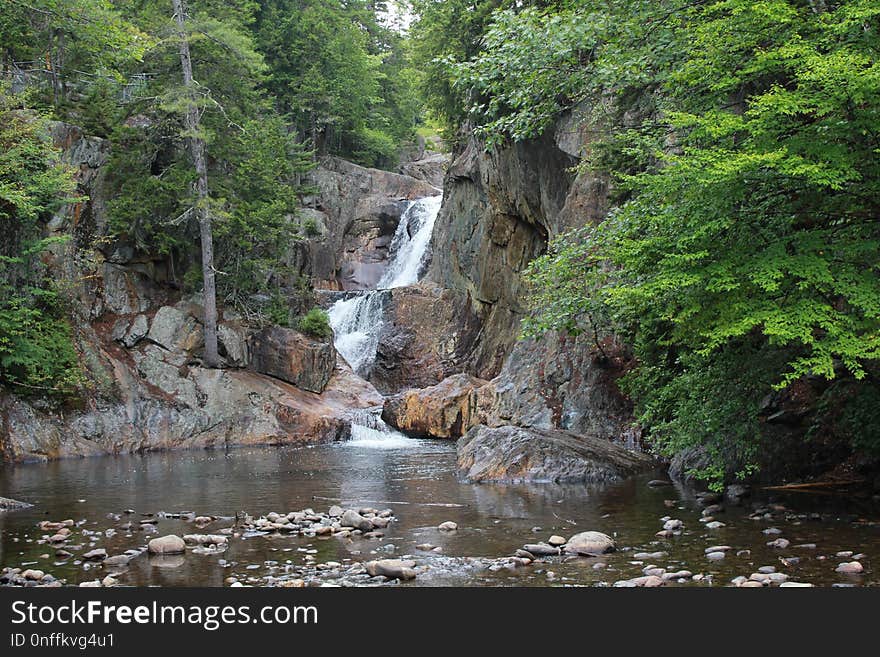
1;438;878;587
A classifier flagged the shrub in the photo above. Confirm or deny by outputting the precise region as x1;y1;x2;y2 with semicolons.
296;308;332;340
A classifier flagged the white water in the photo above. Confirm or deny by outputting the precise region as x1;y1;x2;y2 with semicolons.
329;194;442;449
328;195;442;377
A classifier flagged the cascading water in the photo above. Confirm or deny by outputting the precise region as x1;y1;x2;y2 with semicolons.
329;194;442;447
329;194;442;377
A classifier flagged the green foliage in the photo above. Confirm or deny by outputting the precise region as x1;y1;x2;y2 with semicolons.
470;1;880;485
0;91;81;397
253;0;418;166
296;307;332;340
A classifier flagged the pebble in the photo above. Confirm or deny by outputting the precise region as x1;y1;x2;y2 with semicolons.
704;545;733;553
835;551;853;558
757;565;776;574
835;561;863;574
633;551;667;560
548;535;566;547
706;552;726;561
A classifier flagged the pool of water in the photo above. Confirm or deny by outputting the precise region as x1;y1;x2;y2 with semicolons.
1;438;878;587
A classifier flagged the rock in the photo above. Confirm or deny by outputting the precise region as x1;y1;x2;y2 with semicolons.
704;521;726;529
696;492;723;505
218;321;249;367
101;575;118;587
763;527;783;535
706;552;726;561
147;306;204;353
767;538;791;549
835;561;863;574
457;425;652;484
248;326;336;394
123;314;149;348
663;519;683;531
702;504;724;516
438;521;458;531
79;580;102;588
740;581;765;588
768;573;789;584
662;570;692;581
340;510;373;532
548;535;567;547
0;497;32;512
758;565;776;574
399;152;449;189
704;545;733;553
563;531;615;556
82;549;107;561
836;551;853;558
647;479;673;487
381;374;486;438
364;559;417;580
103;555;131;567
22;569;44;581
148;535;186;555
328;505;344;517
633;551;667;560
725;484;750;503
779;582;814;587
630;575;665;587
523;543;561;557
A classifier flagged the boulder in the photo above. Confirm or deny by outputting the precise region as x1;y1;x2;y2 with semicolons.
399;152;449;189
249;326;335;394
123;314;149;348
340;510;372;532
147;306;203;353
364;559;417;580
148;535;186;555
218;321;249;367
457;425;652;484
564;531;615;556
382;374;487;438
0;497;32;513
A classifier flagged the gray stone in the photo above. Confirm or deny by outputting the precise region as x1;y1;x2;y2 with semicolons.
767;538;790;549
148;535;186;555
457;425;652;484
438;521;458;531
340;510;372;532
563;531;615;556
147;306;203;353
523;543;561;557
82;549;107;561
364;559;417;580
123;315;149;348
835;561;863;574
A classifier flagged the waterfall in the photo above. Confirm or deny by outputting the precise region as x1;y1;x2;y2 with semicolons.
328;194;442;377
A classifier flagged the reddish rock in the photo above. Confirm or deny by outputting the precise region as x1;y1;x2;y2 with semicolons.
382;374;487;438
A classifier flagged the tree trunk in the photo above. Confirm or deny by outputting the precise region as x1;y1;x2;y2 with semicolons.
172;0;219;368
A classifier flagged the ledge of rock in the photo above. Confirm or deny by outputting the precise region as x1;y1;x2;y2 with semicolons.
457;424;653;484
381;373;487;438
249;326;336;394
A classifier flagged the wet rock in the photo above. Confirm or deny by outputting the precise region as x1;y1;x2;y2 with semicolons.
663;519;683;531
835;551;853;558
82;549;107;561
438;521;458;531
103;555;131;567
706;552;726;561
835;561;863;574
633;551;667;560
22;569;44;581
779;581;814;587
249;327;336;394
647;479;672;487
702;504;724;517
629;575;665;587
515;549;535;559
563;531;615;556
662;570;692;581
704;545;733;553
523;543;561;557
148;535;186;555
725;484;750;502
381;374;486;438
364;559;417;580
328;505;344;518
0;497;33;513
548;535;567;547
182;534;228;546
457;425;652;484
758;565;776;574
340;510;373;532
740;581;764;588
767;538;791;549
704;521;725;529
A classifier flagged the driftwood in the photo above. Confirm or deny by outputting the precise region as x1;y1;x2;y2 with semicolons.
762;479;864;492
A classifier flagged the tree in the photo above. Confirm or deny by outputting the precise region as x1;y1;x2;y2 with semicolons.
171;0;218;367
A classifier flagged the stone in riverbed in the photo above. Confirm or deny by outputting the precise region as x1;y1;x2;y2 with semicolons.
767;538;790;549
779;581;814;587
629;575;665;587
647;479;673;487
82;549;107;561
704;521;725;529
438;521;458;531
523;543;561;557
706;551;726;561
328;505;344;517
340;510;373;532
148;535;186;555
835;561;863;574
548;535;567;547
563;531;615;556
381;373;486;438
458;425;652;484
663;519;683;531
365;559;417;580
103;555;131;567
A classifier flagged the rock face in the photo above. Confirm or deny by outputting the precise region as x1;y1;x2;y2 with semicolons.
382;374;486;438
308;157;439;290
147;306;204;353
399;152;448;189
248;326;336;394
457;425;652;484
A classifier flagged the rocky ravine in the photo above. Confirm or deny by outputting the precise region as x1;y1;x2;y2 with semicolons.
0;124;435;463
